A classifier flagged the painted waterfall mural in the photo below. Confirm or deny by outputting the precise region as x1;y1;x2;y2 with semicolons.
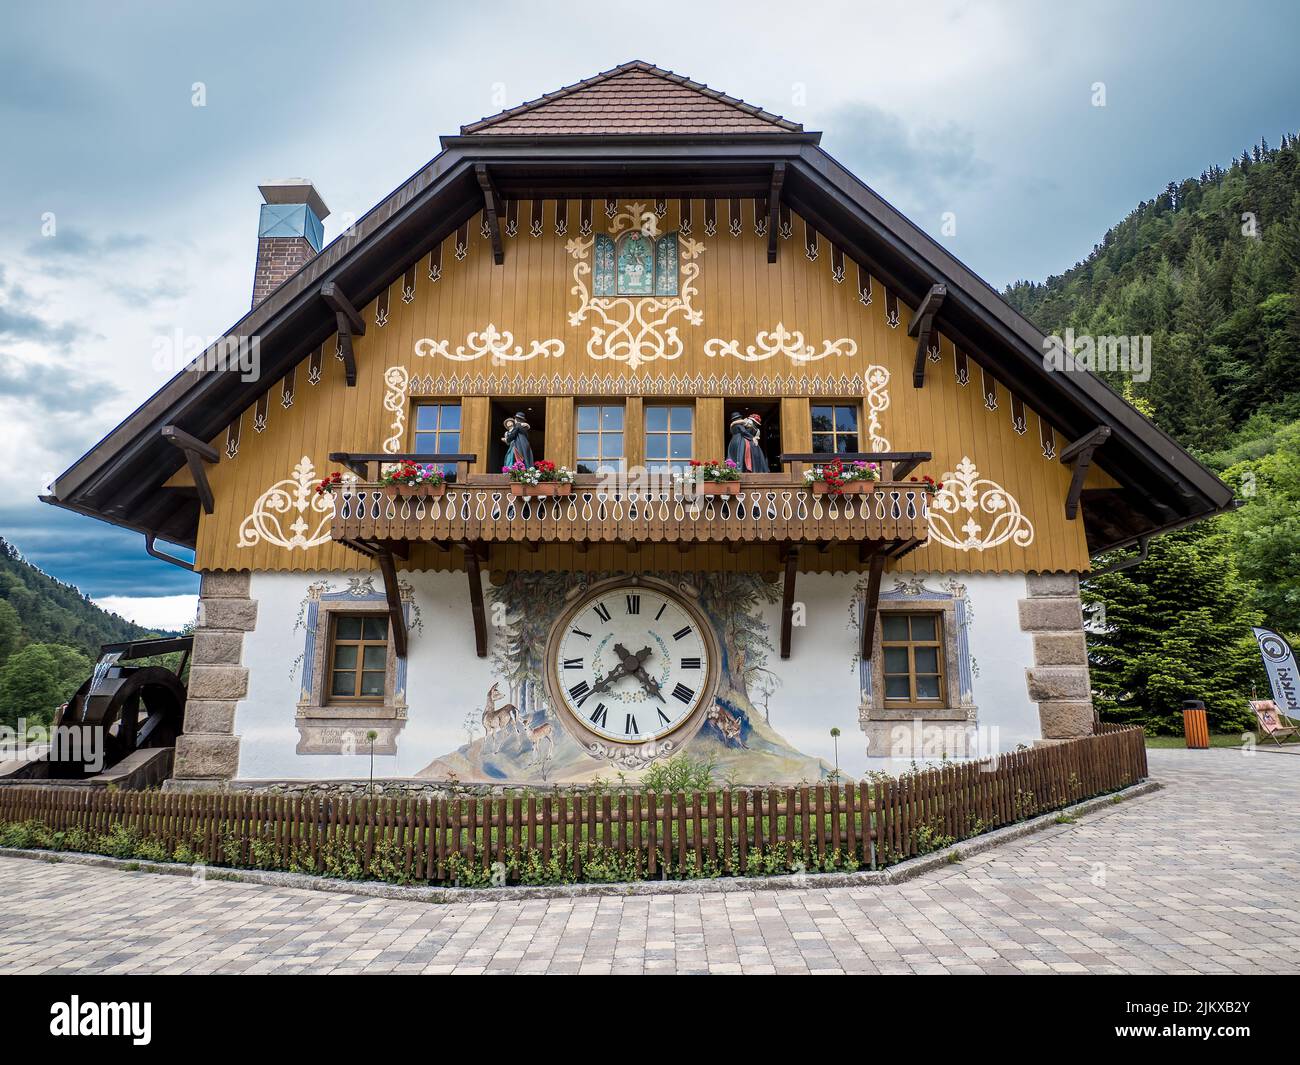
416;572;833;784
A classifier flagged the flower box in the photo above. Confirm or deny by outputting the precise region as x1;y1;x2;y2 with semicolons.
511;482;573;497
811;481;875;495
698;481;741;496
383;483;445;499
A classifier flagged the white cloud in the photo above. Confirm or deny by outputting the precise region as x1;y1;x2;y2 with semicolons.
94;594;197;633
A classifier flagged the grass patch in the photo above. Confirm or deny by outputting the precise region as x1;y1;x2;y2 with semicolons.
1144;731;1300;749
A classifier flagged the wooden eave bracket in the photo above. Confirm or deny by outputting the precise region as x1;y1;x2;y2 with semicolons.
160;424;218;515
462;541;488;657
475;163;504;265
860;553;886;659
908;284;947;388
374;545;409;659
767;162;786;264
1061;425;1112;520
780;546;799;659
320;282;364;386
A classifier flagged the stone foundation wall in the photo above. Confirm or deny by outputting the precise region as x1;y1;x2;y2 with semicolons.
1018;572;1094;740
173;571;255;781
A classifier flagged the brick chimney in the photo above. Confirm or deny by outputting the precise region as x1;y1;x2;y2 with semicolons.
251;179;329;307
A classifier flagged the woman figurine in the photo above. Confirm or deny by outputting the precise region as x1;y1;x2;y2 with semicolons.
502;411;534;470
726;412;769;473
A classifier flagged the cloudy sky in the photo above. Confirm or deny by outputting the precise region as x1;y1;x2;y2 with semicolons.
3;0;1297;629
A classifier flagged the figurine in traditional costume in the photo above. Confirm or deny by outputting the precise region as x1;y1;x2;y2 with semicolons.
502;412;534;469
727;412;769;473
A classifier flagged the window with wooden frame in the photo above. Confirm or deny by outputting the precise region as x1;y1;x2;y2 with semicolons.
644;404;693;475
412;401;461;475
810;402;860;455
575;403;625;474
881;612;945;707
327;614;389;703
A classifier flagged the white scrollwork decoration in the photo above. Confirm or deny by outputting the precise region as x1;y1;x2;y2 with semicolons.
927;457;1035;551
413;323;564;363
702;323;857;364
866;363;891;452
566;202;705;370
238;456;336;551
382;365;409;454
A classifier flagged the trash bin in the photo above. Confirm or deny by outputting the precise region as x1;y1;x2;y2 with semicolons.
1181;699;1209;749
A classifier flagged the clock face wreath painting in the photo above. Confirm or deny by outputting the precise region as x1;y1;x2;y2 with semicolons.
417;572;832;784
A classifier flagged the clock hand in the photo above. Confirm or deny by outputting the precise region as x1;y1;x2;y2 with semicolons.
590;662;629;696
631;665;667;703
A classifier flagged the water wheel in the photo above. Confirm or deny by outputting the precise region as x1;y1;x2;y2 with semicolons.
52;666;186;773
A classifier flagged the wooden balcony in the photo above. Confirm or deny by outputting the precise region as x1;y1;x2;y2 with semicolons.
329;475;930;554
325;452;933;663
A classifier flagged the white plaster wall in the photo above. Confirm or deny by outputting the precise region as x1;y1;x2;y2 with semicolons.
237;570;496;779
234;568;1041;781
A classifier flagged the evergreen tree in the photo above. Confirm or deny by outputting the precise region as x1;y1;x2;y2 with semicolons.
1084;523;1262;734
0;600;19;665
1086;522;1258;738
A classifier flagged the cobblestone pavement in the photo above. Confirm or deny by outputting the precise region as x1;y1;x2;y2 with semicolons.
0;748;1296;975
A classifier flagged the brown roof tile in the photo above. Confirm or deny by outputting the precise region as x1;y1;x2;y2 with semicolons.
461;61;803;136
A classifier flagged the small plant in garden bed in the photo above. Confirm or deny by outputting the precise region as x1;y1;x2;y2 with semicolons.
803;458;880;495
673;459;741;495
506;459;576;495
379;460;446;497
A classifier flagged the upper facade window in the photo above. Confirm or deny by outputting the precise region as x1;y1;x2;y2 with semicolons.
594;231;679;297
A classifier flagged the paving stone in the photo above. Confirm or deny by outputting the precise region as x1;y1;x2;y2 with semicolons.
0;750;1296;974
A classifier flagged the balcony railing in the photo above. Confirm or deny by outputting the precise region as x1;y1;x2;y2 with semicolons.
329;476;930;552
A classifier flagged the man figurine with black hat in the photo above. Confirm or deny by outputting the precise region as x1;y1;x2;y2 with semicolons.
502;411;534;469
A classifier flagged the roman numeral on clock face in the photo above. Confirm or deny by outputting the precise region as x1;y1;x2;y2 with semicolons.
672;626;692;641
625;714;638;735
589;703;608;728
681;657;701;670
562;658;583;670
657;708;671;726
654;603;667;620
593;602;612;623
672;683;695;704
625;594;640;615
568;680;591;706
571;627;592;640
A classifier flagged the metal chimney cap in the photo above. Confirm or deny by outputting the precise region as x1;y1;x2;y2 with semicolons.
257;179;330;221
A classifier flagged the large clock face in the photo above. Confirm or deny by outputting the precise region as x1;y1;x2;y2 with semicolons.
549;583;715;746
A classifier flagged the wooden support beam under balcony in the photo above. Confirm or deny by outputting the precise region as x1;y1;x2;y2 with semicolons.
374;544;408;659
462;541;487;657
860;552;886;658
320;282;364;386
780;546;799;659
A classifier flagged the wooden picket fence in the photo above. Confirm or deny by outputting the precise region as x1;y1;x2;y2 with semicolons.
0;726;1147;885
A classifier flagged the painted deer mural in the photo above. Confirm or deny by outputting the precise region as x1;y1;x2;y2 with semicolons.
481;682;521;752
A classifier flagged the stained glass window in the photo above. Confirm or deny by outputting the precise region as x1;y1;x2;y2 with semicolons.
654;232;679;296
593;235;615;297
616;231;656;295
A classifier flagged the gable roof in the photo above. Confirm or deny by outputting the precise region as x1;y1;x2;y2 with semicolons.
459;61;805;136
43;64;1234;559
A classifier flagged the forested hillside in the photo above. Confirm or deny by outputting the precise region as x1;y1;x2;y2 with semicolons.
1005;133;1300;733
0;537;162;728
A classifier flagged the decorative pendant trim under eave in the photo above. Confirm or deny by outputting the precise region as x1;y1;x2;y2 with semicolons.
396;368;872;399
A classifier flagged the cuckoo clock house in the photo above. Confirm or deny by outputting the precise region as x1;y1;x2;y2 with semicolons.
45;63;1233;787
